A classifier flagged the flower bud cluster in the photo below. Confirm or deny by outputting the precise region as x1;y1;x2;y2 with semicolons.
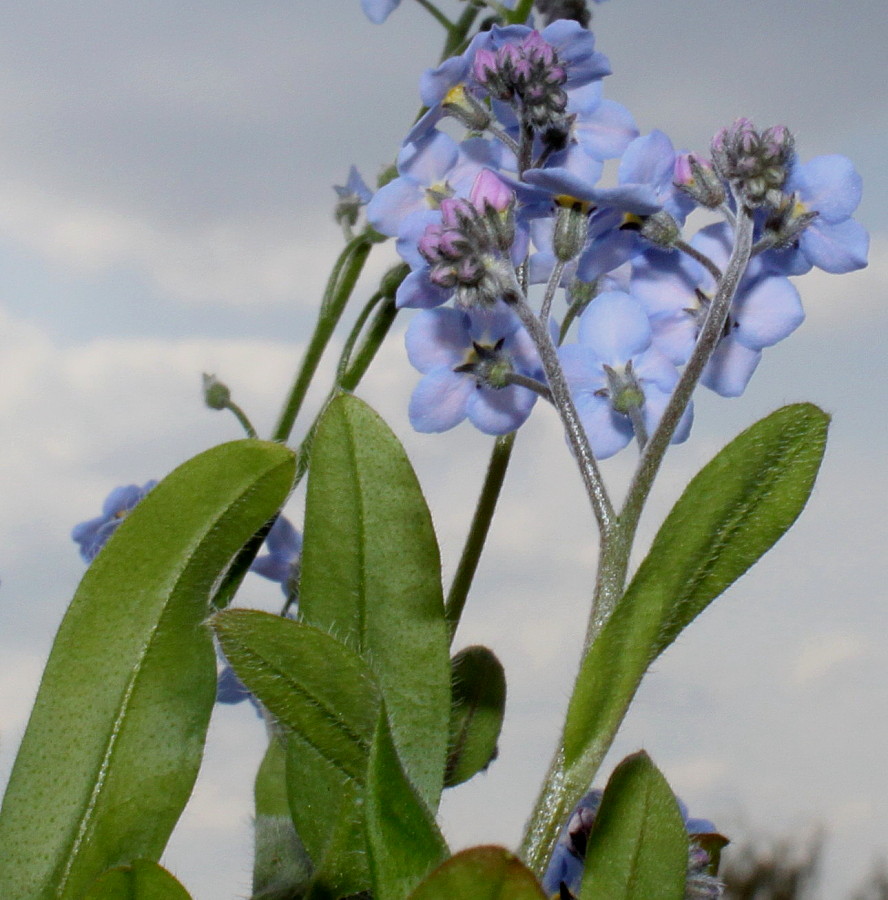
358;16;867;450
473;32;570;131
711;119;795;208
418;175;518;309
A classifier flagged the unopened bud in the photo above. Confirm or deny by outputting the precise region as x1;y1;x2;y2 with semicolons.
553;200;591;263
202;373;231;410
640;210;681;248
674;153;726;208
710;119;795;207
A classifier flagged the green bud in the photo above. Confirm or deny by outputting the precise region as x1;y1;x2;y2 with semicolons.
202;373;231;410
640;210;681;248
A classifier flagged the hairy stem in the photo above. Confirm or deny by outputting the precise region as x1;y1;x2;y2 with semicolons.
520;202;757;877
506;291;614;536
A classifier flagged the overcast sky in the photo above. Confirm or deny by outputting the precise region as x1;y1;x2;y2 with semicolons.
0;2;885;897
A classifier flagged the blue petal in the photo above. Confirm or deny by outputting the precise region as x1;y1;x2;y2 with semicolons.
466;383;537;435
360;0;400;25
408;368;473;433
405;307;470;372
801;218;869;274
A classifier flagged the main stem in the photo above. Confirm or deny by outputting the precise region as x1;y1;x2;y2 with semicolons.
519;202;756;878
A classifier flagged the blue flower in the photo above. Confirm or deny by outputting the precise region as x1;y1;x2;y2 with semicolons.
406;302;543;435
630;224;804;397
251;515;302;599
768;153;869;275
543;788;722;897
72;480;157;563
558;290;691;458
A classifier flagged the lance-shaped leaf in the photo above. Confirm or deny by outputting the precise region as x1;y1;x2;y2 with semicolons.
213;608;379;897
300;394;450;807
409;846;547;899
82;860;192;899
214;610;380;782
579;752;687;900
365;709;449;900
445;646;506;788
563;404;828;771
0;440;295;900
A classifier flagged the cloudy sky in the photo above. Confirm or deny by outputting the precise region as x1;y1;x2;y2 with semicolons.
0;1;885;896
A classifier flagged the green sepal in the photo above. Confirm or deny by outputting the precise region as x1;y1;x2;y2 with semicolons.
300;394;450;808
409;847;547;899
445;646;506;788
365;708;449;900
563;404;829;771
0;440;295;900
579;752;687;900
81;860;192;900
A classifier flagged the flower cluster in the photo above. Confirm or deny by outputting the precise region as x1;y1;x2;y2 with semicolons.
542;789;724;898
356;15;867;457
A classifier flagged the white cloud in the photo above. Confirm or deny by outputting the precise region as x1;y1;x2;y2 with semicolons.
789;632;867;687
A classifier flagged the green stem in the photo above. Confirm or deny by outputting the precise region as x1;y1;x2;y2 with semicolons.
336;292;385;384
445;432;516;642
620;202;756;537
414;0;454;31
674;238;723;283
504;0;534;24
506;291;614;536
225;401;258;439
440;2;482;60
519;203;757;878
292;293;401;488
270;235;372;443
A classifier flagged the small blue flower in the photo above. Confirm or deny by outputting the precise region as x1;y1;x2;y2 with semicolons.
770;154;869;275
72;480;157;563
406;302;543;435
215;662;262;717
251;515;302;599
559;290;691;458
630;224;804;398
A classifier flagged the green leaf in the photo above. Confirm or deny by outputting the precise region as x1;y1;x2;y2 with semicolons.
563;405;828;771
646;402;830;656
579;752;687;900
252;733;312;899
300;393;450;807
214;610;380;782
409;847;546;900
445;646;506;788
82;860;192;900
365;709;449;900
0;440;295;900
213;608;380;898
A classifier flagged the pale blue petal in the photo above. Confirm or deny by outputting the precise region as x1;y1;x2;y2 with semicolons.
800;218;869;274
467;384;537;435
405;307;469;371
732;275;804;349
409;368;473;432
701;339;761;397
577;291;652;363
